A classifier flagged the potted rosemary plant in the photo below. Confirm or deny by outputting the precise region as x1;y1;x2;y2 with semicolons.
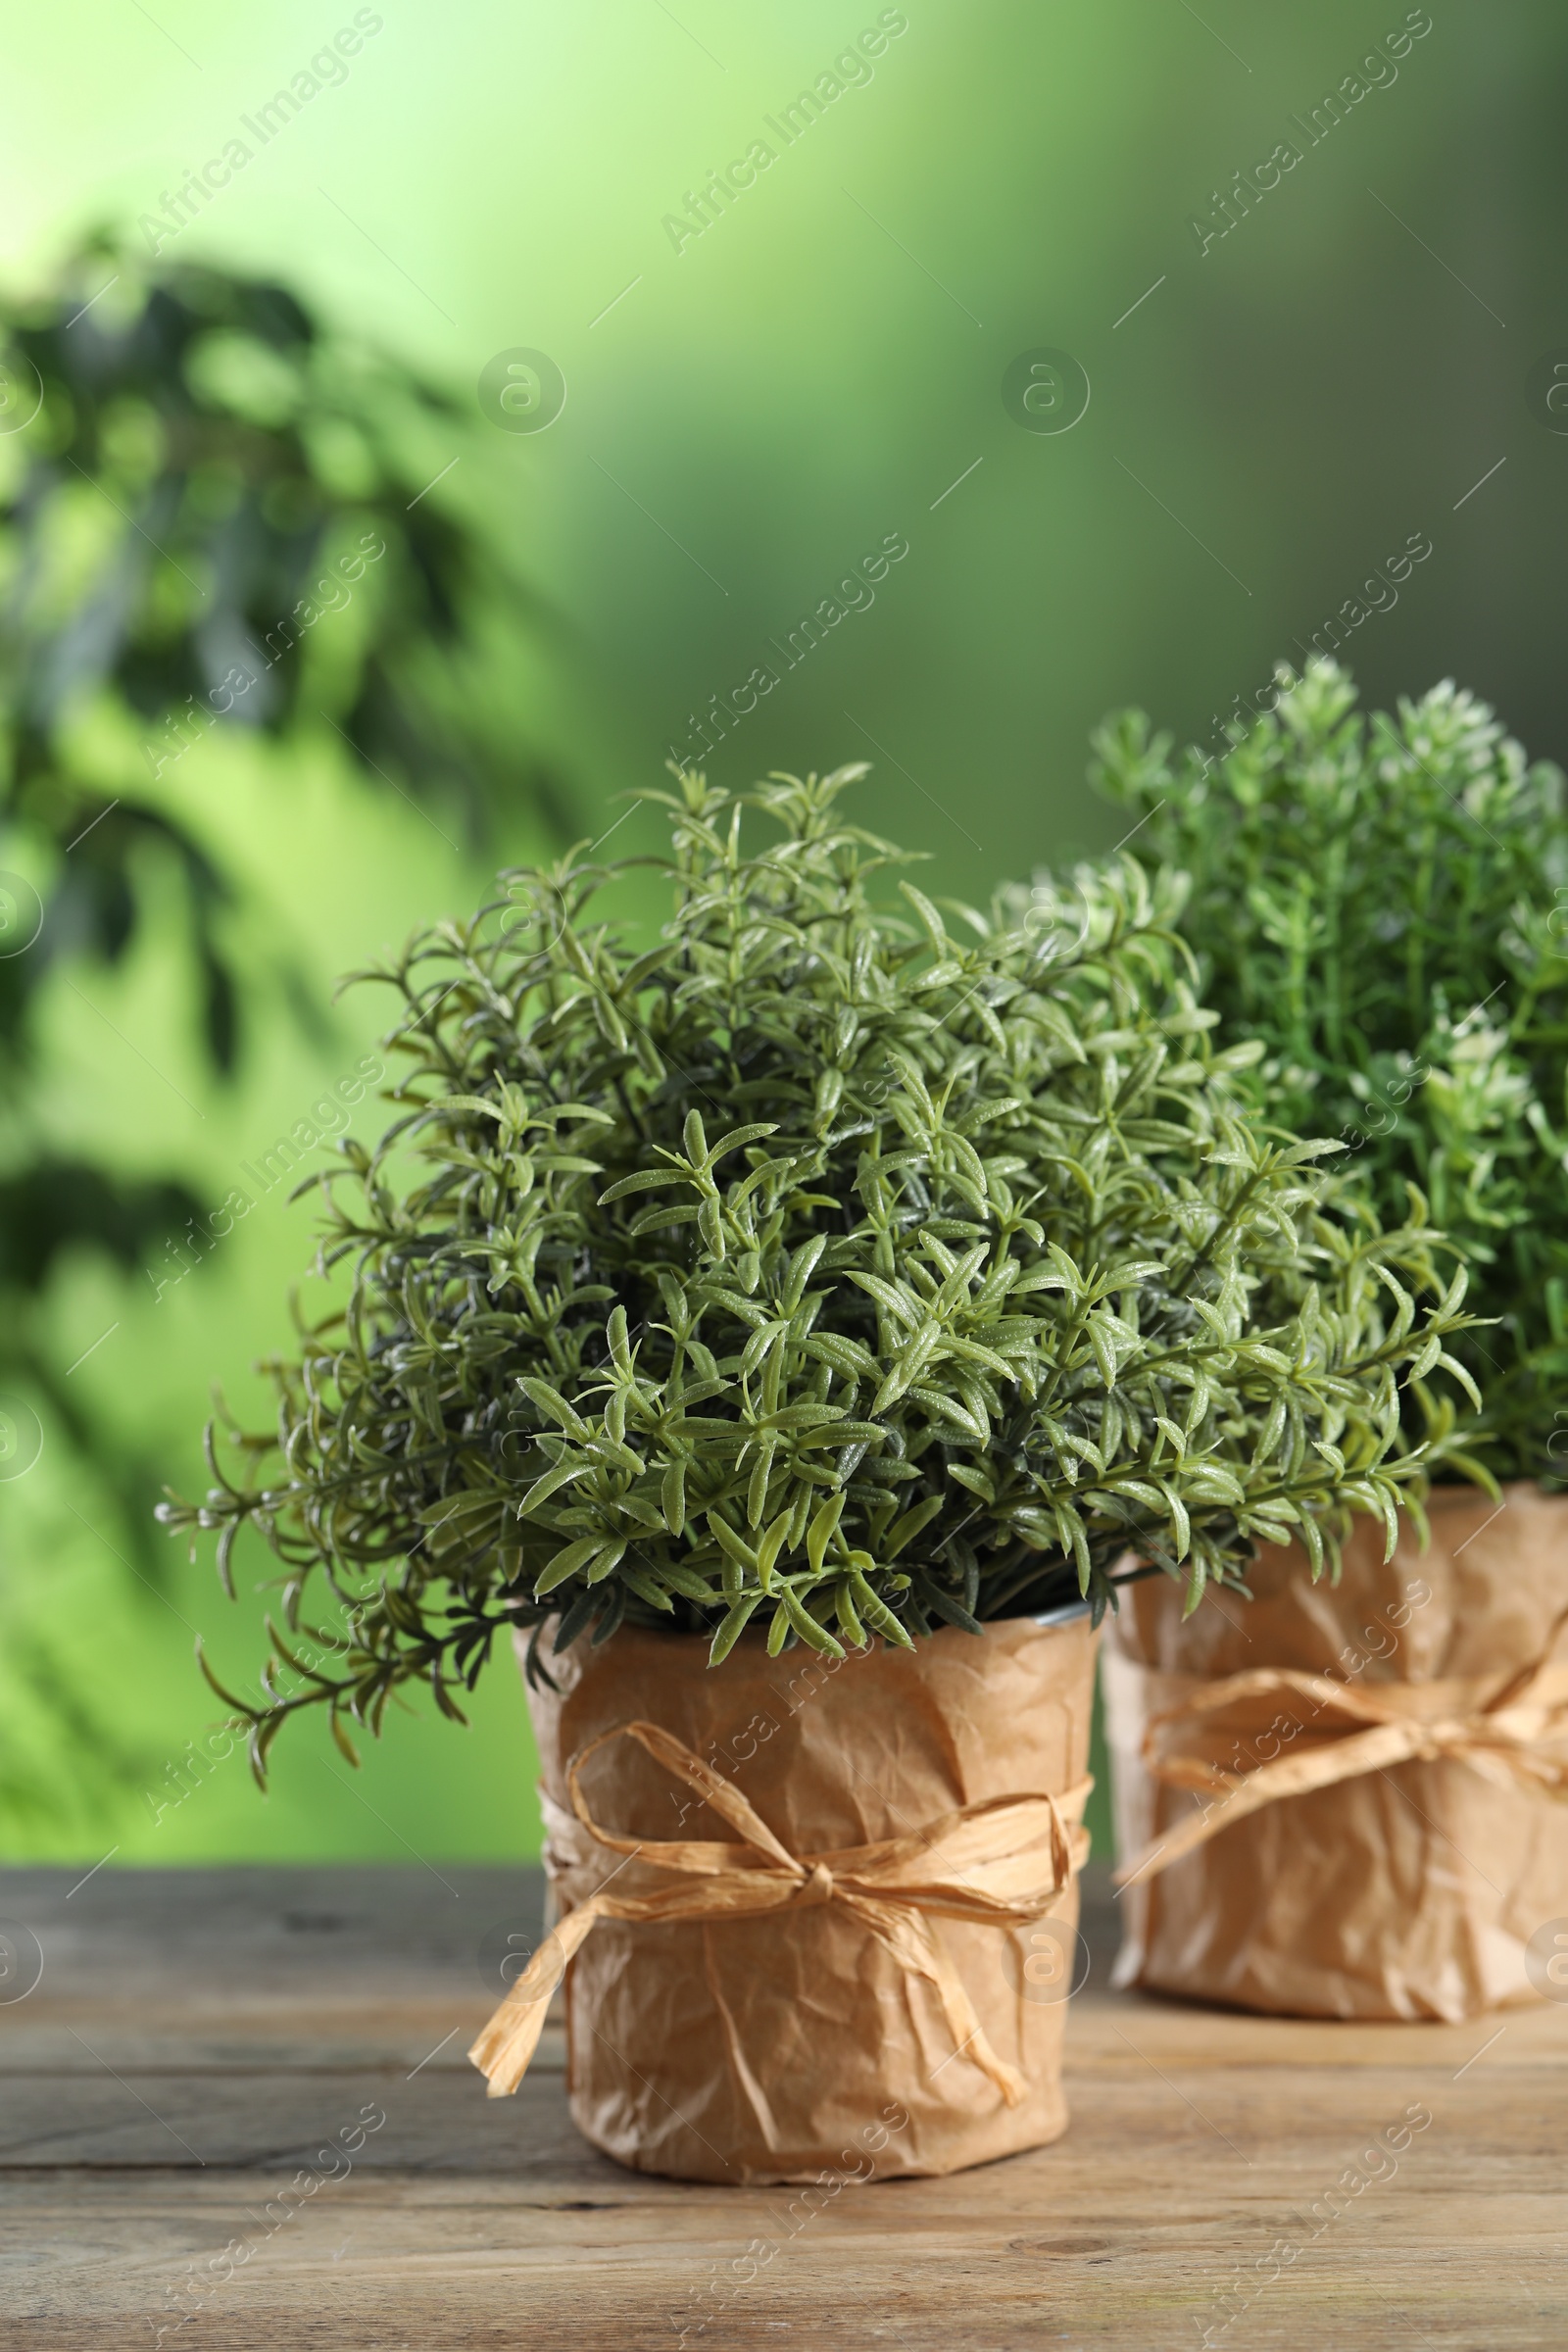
168;763;1471;2176
1088;661;1568;2020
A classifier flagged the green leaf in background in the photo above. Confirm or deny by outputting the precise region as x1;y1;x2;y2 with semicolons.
0;235;562;1833
0;233;562;1504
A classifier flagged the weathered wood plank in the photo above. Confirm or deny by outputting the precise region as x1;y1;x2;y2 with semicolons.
1;1863;1563;2349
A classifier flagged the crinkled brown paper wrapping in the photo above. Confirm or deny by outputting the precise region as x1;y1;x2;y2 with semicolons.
1105;1483;1568;2020
504;1611;1098;2185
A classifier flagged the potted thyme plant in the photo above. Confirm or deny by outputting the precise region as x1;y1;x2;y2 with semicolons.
1086;661;1568;2021
167;762;1471;2177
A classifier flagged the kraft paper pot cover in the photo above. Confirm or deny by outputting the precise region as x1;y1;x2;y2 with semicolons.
471;1611;1099;2184
1104;1485;1568;2021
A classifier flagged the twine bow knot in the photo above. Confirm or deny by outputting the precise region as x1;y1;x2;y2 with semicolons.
1113;1636;1568;1887
795;1861;835;1907
469;1718;1091;2107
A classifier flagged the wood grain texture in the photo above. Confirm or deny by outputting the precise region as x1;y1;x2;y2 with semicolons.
1;1863;1562;2348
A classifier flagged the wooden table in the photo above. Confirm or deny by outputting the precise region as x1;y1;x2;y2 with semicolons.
2;1862;1561;2348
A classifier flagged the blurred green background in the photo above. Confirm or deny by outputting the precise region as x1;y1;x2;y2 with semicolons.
3;0;1565;1863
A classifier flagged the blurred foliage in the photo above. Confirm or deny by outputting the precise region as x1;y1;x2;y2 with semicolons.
9;0;1568;1862
0;233;558;1518
1091;660;1568;1482
164;766;1475;1777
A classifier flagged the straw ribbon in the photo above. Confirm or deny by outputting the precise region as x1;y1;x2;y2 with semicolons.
468;1719;1091;2105
1112;1635;1568;1888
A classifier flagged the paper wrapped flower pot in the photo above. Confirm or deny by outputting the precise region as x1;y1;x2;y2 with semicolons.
1104;1485;1568;2021
470;1613;1099;2183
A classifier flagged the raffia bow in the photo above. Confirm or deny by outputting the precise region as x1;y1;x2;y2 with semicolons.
1113;1638;1568;1888
469;1719;1091;2106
